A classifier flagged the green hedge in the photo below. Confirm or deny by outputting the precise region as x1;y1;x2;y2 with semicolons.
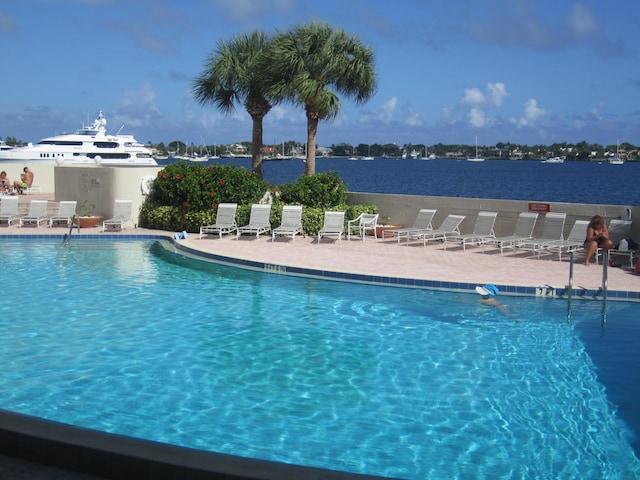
138;164;376;235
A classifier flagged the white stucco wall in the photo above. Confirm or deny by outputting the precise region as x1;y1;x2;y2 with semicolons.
348;192;639;240
54;165;162;224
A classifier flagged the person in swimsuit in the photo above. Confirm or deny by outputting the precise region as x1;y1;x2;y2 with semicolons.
584;215;613;265
475;283;518;320
0;171;11;193
13;166;34;194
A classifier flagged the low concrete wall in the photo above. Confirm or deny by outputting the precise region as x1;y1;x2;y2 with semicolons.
348;192;639;240
43;165;638;238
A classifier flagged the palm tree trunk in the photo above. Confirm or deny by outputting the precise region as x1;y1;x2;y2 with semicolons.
251;115;264;179
305;114;318;176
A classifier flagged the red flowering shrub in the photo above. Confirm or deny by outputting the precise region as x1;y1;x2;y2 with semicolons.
139;163;371;234
140;162;272;231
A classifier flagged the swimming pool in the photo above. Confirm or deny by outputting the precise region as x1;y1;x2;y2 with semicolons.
1;239;638;478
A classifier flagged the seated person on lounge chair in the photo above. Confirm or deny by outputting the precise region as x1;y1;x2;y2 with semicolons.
14;166;34;194
0;171;11;194
583;215;613;265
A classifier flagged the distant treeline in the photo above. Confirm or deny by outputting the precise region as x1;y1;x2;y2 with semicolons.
2;136;635;161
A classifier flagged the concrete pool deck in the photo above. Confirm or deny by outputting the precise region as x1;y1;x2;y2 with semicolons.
3;193;639;299
1;198;640;299
184;231;640;299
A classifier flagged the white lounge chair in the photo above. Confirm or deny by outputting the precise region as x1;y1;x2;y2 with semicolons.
543;219;589;261
318;211;345;244
103;199;134;232
414;214;466;247
19;200;49;227
0;196;19;226
604;219;635;267
272;205;303;242
236;204;272;238
449;211;497;251
49;201;77;228
517;212;566;257
347;213;379;241
381;208;437;243
199;203;238;239
485;212;539;255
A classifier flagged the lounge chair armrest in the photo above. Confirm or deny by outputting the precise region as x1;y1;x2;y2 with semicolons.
347;214;363;227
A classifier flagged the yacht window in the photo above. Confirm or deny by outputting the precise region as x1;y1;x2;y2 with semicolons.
94;142;118;148
39;140;82;146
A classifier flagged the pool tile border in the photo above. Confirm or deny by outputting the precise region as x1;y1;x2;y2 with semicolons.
172;240;640;302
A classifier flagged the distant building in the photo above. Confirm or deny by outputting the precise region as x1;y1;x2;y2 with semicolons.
317;146;332;157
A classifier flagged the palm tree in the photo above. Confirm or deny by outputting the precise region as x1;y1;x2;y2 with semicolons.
192;31;273;179
268;22;376;175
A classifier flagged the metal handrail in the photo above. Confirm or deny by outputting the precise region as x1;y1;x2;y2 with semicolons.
602;252;609;324
62;214;77;245
567;251;574;322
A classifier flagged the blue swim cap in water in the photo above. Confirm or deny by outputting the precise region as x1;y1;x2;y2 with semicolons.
475;284;499;297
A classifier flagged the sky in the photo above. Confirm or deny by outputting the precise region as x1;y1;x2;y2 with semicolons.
1;0;639;149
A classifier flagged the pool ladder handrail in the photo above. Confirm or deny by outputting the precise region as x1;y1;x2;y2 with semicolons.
567;251;608;324
62;214;79;245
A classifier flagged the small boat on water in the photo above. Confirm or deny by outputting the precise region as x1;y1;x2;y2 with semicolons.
421;147;436;160
543;156;565;164
360;146;374;160
609;141;624;164
467;137;485;162
0;111;157;166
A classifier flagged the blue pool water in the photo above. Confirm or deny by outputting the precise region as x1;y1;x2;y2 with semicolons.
1;240;639;479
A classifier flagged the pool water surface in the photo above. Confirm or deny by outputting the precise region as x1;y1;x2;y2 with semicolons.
0;240;638;479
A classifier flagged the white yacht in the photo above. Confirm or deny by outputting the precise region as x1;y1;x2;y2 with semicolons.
543;156;565;164
0;111;157;166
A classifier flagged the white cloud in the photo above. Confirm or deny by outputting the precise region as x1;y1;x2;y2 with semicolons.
569;3;598;38
515;98;546;126
404;112;423;127
468;108;487;128
380;97;397;122
458;83;506;128
462;88;485;106
266;105;288;122
487;82;507;106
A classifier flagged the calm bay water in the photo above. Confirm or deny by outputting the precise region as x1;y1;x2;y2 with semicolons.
162;157;638;206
